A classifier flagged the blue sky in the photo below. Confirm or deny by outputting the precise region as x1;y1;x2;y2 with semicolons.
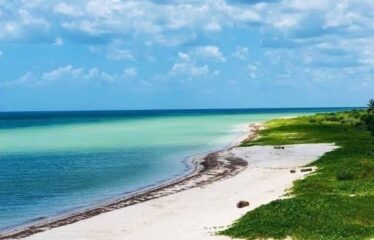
0;0;373;111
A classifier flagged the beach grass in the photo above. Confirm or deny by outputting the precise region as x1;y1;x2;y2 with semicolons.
221;110;374;240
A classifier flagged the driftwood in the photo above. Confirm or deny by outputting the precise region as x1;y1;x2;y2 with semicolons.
301;168;313;172
236;201;250;208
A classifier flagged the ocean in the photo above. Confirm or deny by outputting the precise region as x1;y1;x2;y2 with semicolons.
0;108;350;231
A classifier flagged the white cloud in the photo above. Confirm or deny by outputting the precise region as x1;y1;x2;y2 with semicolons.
167;45;224;80
169;50;220;80
13;65;111;86
0;22;22;40
204;21;221;32
172;45;225;64
170;62;211;78
0;4;50;41
19;71;37;83
167;45;226;80
247;63;259;78
88;45;100;53
0;0;264;44
0;51;2;57
107;49;134;61
54;37;64;46
123;67;138;77
178;52;190;62
17;9;50;30
272;13;301;29
54;2;83;17
232;46;249;61
0;71;37;87
250;0;374;90
195;45;226;62
1;64;142;88
0;0;372;50
106;39;134;61
0;0;373;92
286;0;332;11
42;65;84;81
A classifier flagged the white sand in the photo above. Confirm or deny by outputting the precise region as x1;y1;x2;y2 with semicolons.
25;143;337;240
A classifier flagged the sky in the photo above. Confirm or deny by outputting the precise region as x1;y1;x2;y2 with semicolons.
0;0;373;111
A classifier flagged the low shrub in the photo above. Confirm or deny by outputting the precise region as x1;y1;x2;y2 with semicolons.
336;171;355;181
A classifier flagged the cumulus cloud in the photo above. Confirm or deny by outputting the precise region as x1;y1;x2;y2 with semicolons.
1;65;139;87
203;21;222;32
0;3;50;42
167;45;225;80
0;71;37;87
232;46;249;61
250;0;374;89
195;46;226;62
0;0;372;46
0;0;262;44
107;48;134;61
170;62;211;78
42;65;84;81
123;67;138;77
169;51;220;80
247;63;259;78
0;0;373;92
106;39;135;61
54;2;83;17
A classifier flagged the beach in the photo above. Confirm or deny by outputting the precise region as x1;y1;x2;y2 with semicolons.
1;123;337;240
2;0;371;237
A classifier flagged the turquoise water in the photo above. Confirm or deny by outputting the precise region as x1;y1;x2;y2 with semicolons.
0;108;349;230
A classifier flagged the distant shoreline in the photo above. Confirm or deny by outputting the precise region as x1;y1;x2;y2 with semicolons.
0;124;261;239
0;106;360;114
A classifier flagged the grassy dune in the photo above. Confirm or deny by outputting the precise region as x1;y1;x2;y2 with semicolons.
221;110;374;240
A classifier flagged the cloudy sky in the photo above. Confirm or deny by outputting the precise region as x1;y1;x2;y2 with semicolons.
0;0;373;111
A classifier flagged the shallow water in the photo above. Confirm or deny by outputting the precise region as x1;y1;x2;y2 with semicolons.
0;108;348;230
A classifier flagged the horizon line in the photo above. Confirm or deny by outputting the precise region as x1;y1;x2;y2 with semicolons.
0;106;365;114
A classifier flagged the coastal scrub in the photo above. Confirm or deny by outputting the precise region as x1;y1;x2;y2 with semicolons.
221;110;374;240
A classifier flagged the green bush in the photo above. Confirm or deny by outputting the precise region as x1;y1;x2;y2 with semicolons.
224;110;374;240
359;112;374;135
336;171;355;181
368;99;374;113
325;116;339;121
309;119;317;123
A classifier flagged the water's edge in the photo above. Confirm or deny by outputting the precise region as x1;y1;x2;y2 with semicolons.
0;122;260;239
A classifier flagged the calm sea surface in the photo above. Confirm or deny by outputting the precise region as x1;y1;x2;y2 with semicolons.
0;108;351;230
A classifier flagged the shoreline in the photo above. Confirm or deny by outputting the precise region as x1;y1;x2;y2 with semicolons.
0;123;262;240
20;143;337;240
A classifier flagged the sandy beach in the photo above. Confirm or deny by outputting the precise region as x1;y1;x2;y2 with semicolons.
17;139;336;240
2;0;370;237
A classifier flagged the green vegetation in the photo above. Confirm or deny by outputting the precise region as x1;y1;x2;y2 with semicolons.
368;99;374;113
221;109;374;240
